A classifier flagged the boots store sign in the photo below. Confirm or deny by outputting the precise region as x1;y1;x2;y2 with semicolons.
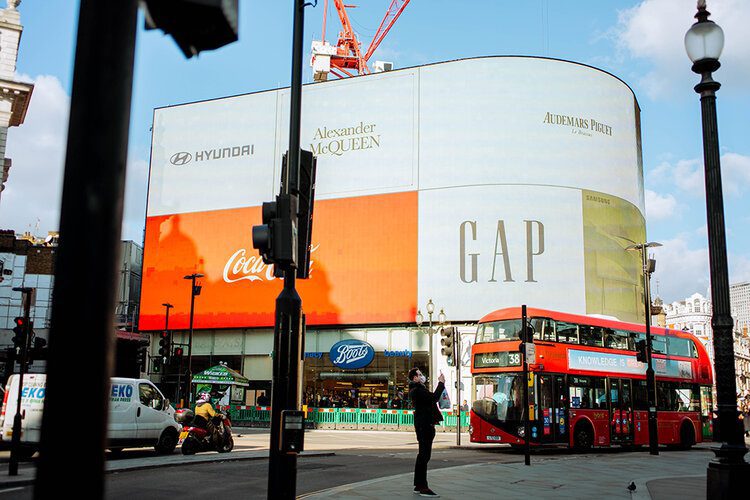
140;57;645;330
329;340;375;369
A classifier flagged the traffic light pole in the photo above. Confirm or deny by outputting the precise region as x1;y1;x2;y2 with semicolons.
267;1;307;498
522;305;531;466
641;247;659;456
35;2;138;497
8;287;32;476
455;330;461;446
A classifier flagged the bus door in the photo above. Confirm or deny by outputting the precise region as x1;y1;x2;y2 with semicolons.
609;378;634;444
537;374;568;444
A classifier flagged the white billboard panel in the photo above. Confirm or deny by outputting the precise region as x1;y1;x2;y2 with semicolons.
148;92;280;216
418;185;586;319
418;57;643;213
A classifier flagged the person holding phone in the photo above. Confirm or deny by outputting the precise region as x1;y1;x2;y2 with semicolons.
408;367;445;498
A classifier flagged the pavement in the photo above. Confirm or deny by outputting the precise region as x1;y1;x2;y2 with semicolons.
1;431;747;499
300;445;724;500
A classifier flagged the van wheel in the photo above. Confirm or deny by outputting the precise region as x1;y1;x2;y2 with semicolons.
155;428;179;455
677;422;695;450
573;424;594;453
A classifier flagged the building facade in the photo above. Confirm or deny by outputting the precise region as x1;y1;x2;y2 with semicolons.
0;232;146;381
140;56;648;408
0;0;33;200
730;281;750;335
664;291;750;394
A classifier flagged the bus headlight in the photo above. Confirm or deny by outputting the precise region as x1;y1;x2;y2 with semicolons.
517;426;525;437
468;425;474;435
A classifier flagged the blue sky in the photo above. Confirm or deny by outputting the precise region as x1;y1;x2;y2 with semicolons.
1;0;748;303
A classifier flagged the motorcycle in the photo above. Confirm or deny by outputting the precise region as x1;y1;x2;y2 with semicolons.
176;408;234;455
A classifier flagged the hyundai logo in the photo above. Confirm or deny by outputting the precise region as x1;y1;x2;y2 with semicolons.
170;151;192;166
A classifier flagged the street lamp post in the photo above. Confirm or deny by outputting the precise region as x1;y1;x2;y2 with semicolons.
626;241;662;456
415;300;445;382
183;273;203;405
162;302;174;399
684;2;750;495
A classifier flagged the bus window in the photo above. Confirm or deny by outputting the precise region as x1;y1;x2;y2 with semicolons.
604;329;630;350
633;379;649;410
557;322;578;344
700;385;713;417
580;325;604;348
473;374;524;421
668;336;692;357
652;336;667;355
568;376;606;409
476;320;523;343
690;341;700;358
530;318;555;342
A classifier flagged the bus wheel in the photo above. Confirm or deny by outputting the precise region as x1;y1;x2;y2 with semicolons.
573;424;593;453
678;422;695;450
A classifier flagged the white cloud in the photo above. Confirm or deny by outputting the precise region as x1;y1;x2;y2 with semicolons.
0;75;69;235
646;152;750;197
616;0;750;99
645;189;678;220
651;235;750;302
650;236;710;301
0;74;148;243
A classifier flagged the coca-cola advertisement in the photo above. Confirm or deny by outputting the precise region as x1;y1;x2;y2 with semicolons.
139;192;418;330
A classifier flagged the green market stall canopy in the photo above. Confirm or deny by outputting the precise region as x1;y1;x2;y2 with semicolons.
191;365;249;386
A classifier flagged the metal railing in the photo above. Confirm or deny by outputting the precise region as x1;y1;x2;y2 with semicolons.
219;405;470;431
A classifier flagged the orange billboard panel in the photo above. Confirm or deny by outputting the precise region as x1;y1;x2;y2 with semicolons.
139;191;418;330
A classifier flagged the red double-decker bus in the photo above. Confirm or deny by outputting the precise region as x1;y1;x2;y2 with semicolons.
469;307;714;451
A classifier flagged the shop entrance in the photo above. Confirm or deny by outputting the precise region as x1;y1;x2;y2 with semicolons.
303;351;428;409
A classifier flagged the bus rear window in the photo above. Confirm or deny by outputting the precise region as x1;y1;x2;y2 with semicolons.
476;320;523;343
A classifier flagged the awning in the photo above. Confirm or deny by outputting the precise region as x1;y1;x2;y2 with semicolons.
191;364;249;386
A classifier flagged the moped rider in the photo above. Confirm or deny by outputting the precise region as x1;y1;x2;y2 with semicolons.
194;392;222;446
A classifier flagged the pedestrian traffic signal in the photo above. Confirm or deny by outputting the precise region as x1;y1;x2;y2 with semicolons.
142;0;239;59
636;339;648;363
174;346;184;358
158;331;171;359
11;317;26;350
441;327;457;366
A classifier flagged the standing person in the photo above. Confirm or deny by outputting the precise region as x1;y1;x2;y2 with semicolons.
742;400;750;438
408;367;445;498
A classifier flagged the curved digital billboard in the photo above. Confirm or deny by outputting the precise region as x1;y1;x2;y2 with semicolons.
139;56;646;331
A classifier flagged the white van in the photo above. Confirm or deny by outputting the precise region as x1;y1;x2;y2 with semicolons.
1;374;181;456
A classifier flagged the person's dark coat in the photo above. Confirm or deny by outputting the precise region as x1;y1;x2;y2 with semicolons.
409;380;445;428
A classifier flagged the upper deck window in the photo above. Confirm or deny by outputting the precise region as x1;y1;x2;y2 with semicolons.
476;319;523;343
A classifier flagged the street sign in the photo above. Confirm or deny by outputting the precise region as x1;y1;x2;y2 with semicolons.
524;342;536;364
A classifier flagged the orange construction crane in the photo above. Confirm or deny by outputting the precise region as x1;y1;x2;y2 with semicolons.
311;0;411;81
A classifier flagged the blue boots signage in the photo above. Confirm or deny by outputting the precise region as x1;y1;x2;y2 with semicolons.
329;339;375;369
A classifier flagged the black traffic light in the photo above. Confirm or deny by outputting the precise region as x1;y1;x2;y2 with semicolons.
11;317;26;350
252;194;298;270
295;150;317;279
136;345;148;371
158;331;171;359
441;326;457;366
30;336;47;362
636;339;648;363
141;0;239;59
173;346;184;363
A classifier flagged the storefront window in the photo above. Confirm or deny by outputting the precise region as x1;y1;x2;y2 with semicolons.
303;352;428;409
